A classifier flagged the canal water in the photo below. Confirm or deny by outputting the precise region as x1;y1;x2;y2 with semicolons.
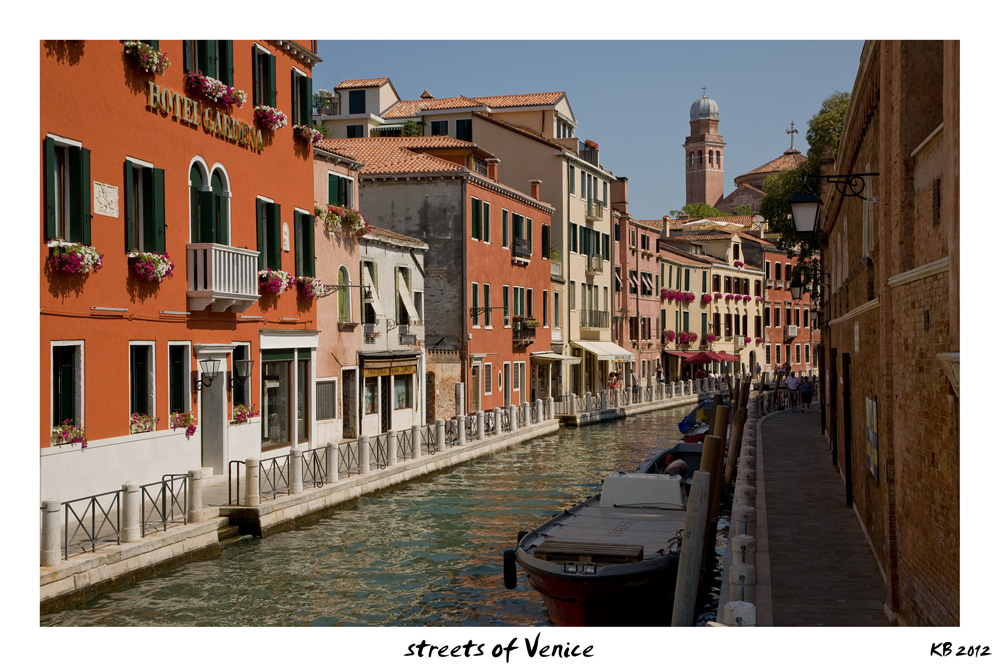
41;405;724;627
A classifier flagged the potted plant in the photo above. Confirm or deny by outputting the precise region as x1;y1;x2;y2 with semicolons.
258;268;294;294
183;70;246;109
169;409;197;437
129;251;174;283
232;403;260;424
253;105;288;131
701;294;713;305
297;276;325;299
294;124;323;145
47;243;103;275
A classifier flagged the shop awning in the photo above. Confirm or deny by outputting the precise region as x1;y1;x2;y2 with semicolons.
531;351;582;365
715;351;740;362
665;350;695;358
572;340;635;362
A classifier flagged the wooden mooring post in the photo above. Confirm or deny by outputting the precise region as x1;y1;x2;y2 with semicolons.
672;470;711;626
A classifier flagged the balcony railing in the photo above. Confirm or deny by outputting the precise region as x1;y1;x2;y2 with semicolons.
579;309;610;329
586;254;603;274
186;243;261;313
512;237;531;260
512;317;538;346
586;199;604;222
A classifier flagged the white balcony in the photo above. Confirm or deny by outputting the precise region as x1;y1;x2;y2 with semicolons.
785;325;798;339
586;254;604;274
586;199;604;222
186;243;261;313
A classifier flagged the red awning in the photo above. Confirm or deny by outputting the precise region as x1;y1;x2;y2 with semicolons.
715;351;740;362
665;350;694;358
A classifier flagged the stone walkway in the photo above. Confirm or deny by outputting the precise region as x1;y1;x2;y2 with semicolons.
756;406;892;626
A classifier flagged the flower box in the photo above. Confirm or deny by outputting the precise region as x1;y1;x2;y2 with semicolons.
258;269;294;295
297;276;325;299
232;403;259;425
130;251;174;283
169;409;198;437
734;260;744;268
701;294;713;305
584;139;599;149
184;70;246;109
294;124;323;145
130;413;159;434
253;105;288;131
317;204;370;236
123;41;170;75
48;243;103;275
52;420;87;448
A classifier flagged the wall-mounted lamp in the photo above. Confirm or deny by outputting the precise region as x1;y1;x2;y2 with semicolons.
229;359;254;390
789;173;879;235
195;358;220;391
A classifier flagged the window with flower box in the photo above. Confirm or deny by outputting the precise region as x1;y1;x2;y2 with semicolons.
183;40;234;86
52;342;83;431
125;158;165;254
294;209;315;278
44;135;91;244
291;68;313;127
252;44;276;107
130;343;155;425
328;173;353;207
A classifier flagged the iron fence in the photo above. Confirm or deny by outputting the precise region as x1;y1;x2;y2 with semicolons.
302;448;326;488
398;429;415;461
465;414;479;439
500;410;511;432
63;490;121;560
370;433;389;469
140;474;188;537
259;454;291;500
529;403;539;424
444;419;458;446
483;411;496;435
339;439;361;477
420;425;438;455
228;460;245;505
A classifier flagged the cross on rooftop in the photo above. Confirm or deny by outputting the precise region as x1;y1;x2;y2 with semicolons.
787;121;798;150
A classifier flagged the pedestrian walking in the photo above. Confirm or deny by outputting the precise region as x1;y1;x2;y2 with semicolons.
800;377;813;411
631;370;640;400
785;372;800;412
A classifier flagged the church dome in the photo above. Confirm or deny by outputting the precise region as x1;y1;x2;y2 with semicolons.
690;94;719;122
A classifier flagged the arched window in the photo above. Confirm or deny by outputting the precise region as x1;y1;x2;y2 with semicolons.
190;163;230;244
338;266;351;322
689;152;694;169
210;168;229;245
698;150;703;165
189;163;206;242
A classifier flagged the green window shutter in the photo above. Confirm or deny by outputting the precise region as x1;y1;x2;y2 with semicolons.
483;202;490;243
198;40;217;78
142;167;158;252
269;203;281;270
220;40;234;86
199;189;216;243
502;210;509;247
472;284;479;326
339;177;349;207
301;76;313;126
701;313;708;338
69;146;90;245
541;225;550;258
702;271;707;292
183;40;192;72
328;173;338;205
294;213;303;276
305;212;315;277
527;218;532;253
168;346;184;413
603;233;610;260
251;46;260;104
267;54;277;107
124;162;135;251
471;197;480;240
143;40;159;50
45;137;56;240
216;191;228;245
256;199;264;271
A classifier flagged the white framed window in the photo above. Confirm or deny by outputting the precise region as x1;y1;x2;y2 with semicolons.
317;377;338;421
129;342;156;422
484;363;493;395
765;344;771;366
328;171;355;208
795;344;802;365
167;342;192;416
51;341;84;432
513;361;521;392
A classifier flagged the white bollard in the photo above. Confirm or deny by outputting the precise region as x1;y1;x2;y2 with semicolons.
547;396;554;420
411;425;422;459
535;399;544;424
387;431;398;467
435;419;446;448
723;601;757;627
457;416;466;445
359;436;371;473
492;408;502;434
728;562;757;605
508;405;518;432
187;469;204;523
121;481;141;543
476;411;485;440
290;448;304;494
327;443;339;482
731;534;756;567
246;457;260;507
40;499;62;566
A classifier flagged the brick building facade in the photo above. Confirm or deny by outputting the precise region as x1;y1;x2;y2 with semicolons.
817;40;959;626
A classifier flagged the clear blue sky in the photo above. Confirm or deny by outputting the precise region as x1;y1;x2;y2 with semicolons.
312;40;864;220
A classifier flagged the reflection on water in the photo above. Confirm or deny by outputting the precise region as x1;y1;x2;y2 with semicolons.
42;406;712;627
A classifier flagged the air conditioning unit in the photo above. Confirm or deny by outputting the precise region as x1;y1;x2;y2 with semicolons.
734;337;745;349
785;325;798;338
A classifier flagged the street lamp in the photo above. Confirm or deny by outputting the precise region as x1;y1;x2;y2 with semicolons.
788;172;879;236
195;358;220;391
789;276;805;301
229;359;254;390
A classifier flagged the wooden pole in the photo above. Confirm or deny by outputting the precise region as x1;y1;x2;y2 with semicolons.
672;470;710;626
706;393;723;435
699;434;725;574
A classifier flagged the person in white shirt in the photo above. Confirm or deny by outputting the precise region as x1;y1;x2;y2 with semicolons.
785;372;801;412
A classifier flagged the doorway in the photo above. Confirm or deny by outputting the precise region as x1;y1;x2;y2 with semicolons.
470;363;480;413
342;369;357;439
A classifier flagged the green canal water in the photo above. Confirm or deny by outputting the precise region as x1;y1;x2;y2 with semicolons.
41;405;723;627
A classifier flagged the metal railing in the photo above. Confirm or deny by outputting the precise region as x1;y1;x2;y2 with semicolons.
259;454;291;500
483;411;496;435
63;490;121;560
302;448;326;488
420;425;438;455
444;419;458;446
529;402;539;424
140;474;188;537
398;429;415;461
579;309;610;329
339;439;361;477
370;433;389;469
500;410;511;432
464;414;479;439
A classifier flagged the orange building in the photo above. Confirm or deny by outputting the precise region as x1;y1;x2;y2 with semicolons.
41;40;321;502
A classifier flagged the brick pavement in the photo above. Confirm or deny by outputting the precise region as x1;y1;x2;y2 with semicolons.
755;406;893;626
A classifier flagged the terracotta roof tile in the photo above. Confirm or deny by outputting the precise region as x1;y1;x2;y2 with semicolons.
742;149;807;177
473;92;565;108
364;225;428;248
335;78;391;89
316;137;476;176
380;91;565;119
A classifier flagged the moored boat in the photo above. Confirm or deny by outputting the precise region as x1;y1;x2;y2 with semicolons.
504;443;704;626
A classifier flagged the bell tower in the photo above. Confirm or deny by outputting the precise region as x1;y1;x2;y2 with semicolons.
683;89;725;208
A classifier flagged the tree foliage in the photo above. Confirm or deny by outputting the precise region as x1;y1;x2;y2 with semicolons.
668;202;723;219
403;120;421;137
805;91;850;166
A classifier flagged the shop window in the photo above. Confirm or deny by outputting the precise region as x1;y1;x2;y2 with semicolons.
262;353;291;447
44;136;91;244
364;376;379;415
297;358;309;444
395;375;413;409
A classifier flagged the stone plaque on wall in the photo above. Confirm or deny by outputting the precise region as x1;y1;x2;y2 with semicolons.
93;182;118;218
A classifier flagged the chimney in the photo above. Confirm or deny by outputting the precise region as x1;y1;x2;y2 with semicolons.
661;215;671;238
486;158;500;182
611;177;629;214
530;179;542;200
